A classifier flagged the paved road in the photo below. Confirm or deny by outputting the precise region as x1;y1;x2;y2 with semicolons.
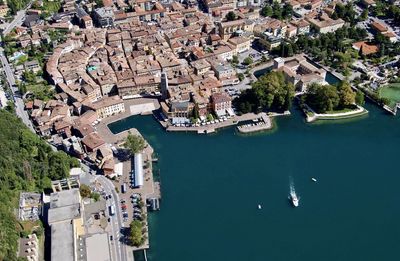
2;2;32;35
80;161;129;261
0;1;34;132
96;175;128;261
0;47;34;131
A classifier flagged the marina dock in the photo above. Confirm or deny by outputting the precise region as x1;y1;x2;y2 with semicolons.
237;113;272;133
166;112;274;134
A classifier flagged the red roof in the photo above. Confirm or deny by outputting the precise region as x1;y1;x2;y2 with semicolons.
353;41;379;55
371;21;387;33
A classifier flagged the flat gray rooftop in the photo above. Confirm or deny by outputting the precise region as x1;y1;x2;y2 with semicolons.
85;233;111;261
51;221;74;261
48;204;81;224
50;189;80;209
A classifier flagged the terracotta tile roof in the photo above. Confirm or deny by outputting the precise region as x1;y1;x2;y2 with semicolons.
371;21;387;33
353;41;379;55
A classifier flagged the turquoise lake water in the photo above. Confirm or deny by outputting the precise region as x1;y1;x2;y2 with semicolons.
109;103;400;261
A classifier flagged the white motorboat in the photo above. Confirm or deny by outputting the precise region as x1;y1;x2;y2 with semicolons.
258;204;262;209
289;183;299;207
311;177;317;182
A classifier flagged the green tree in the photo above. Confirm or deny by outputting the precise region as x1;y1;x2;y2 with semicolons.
7;0;30;14
129;220;144;247
355;90;365;106
237;73;244;81
287;44;294;57
95;0;104;7
242;56;253;66
282;4;293;20
80;184;91;198
337;81;356;108
360;9;368;21
0;110;78;260
305;83;340;113
90;192;100;202
123;133;146;154
192;106;199;119
261;6;273;17
5;101;15;113
334;52;353;70
231;55;239;64
47;151;76;180
235;71;294;113
272;1;282;20
226;11;237;21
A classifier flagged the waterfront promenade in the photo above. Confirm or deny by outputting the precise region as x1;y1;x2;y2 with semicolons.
166;112;274;134
305;104;368;122
237;113;272;133
95;98;161;258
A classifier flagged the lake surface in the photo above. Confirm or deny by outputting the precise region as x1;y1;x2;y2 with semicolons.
109;103;400;261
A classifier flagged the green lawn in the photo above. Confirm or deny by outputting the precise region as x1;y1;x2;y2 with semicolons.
27;84;55;101
43;0;61;13
324;107;355;114
322;104;358;114
379;83;400;108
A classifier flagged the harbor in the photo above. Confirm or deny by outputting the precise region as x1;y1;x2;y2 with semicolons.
237;113;272;133
165;112;275;134
108;102;400;261
95;103;162;260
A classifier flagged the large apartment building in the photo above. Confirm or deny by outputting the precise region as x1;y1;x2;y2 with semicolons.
85;96;125;119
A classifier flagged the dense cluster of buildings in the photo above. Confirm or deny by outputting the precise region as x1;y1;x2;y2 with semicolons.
274;54;327;92
0;0;393;175
3;0;400;259
2;0;359;173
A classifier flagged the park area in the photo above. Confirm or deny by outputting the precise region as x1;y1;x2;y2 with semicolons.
379;83;400;108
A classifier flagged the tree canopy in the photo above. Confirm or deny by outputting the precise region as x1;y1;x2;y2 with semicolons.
6;0;30;14
129;220;144;247
225;11;237;21
123;133;146;155
304;83;340;113
337;81;356;108
235;71;294;113
332;3;357;25
304;81;356;113
242;56;253;66
261;3;293;20
80;184;92;198
355;90;365;106
0;109;79;260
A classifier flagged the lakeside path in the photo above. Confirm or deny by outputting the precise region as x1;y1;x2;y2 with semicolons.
237;113;272;133
306;105;368;122
166;112;274;133
96;98;160;146
96;98;161;258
